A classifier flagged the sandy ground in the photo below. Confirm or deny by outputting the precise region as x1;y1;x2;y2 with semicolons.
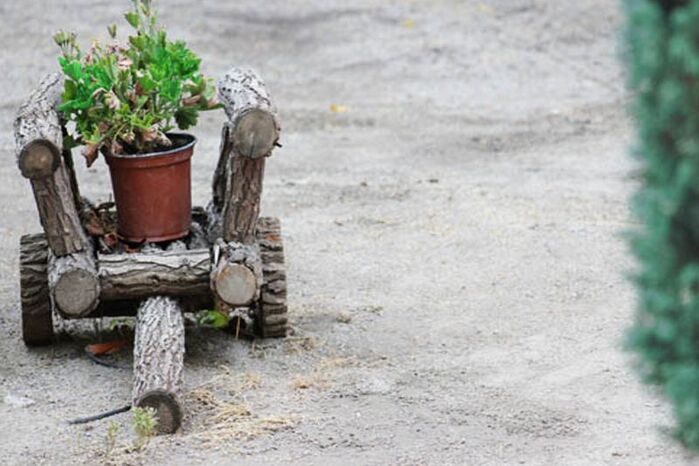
0;0;695;465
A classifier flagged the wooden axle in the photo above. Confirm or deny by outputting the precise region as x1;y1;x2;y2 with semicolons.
40;239;261;319
99;249;211;301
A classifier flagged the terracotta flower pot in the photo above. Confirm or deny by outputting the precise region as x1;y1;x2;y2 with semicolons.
104;133;196;243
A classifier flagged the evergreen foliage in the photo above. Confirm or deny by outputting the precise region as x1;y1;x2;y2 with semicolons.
626;0;699;451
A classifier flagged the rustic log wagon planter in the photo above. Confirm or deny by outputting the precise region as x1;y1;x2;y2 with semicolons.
14;67;287;434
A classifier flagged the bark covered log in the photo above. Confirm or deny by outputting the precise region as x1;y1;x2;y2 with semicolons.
211;124;233;215
211;239;262;308
212;68;281;244
19;234;53;345
222;153;266;244
30;168;90;257
14;73;63;179
255;217;289;337
98;249;210;301
48;251;100;317
63;146;83;212
19;234;213;328
15;73;89;257
133;296;185;434
218;68;280;160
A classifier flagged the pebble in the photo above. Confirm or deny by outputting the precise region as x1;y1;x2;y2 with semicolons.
4;393;36;408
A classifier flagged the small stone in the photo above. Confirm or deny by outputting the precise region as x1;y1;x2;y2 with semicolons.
4;393;35;408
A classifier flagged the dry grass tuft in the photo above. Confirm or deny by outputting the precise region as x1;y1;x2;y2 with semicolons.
291;373;329;390
197;415;295;441
191;367;263;397
317;356;357;370
210;402;252;423
187;386;294;443
237;371;262;392
285;335;321;354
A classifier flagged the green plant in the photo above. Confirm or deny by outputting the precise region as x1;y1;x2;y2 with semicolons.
625;0;699;451
196;309;230;329
131;406;156;451
105;420;120;455
53;0;219;165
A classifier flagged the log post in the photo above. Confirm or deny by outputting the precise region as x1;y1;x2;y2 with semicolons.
14;73;63;179
15;74;100;316
63;147;83;213
15;74;88;256
133;296;185;434
213;67;280;245
204;68;280;312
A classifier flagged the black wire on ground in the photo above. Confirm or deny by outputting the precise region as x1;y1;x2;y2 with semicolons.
67;405;131;425
84;350;126;369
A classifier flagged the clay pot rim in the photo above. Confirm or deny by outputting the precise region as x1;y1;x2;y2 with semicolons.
105;132;197;160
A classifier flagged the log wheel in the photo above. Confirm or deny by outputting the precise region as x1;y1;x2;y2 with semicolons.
19;233;53;345
255;217;288;338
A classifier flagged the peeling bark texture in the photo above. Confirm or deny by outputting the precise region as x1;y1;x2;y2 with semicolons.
223;154;266;244
48;250;100;318
19;234;213;321
62;147;82;212
14;73;63;179
211;124;233;214
255;217;288;338
215;68;280;244
99;249;211;302
19;234;53;345
133;296;185;434
211;239;262;308
16;74;88;257
29;164;89;257
187;221;209;250
218;67;280;159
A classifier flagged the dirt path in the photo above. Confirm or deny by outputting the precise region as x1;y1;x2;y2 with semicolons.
0;1;692;464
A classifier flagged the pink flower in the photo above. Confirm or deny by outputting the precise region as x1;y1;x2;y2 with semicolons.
117;56;133;70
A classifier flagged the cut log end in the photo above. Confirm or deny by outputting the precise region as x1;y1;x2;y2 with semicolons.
214;263;258;306
53;269;100;317
232;109;279;159
19;140;60;179
135;389;183;435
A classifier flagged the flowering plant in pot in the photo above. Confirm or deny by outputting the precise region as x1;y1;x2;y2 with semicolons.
53;0;219;242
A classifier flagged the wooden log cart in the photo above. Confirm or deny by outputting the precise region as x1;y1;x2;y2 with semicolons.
14;68;288;433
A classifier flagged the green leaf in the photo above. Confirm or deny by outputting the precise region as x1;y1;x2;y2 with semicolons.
174;106;198;129
61;60;83;81
196;310;230;329
124;12;139;28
